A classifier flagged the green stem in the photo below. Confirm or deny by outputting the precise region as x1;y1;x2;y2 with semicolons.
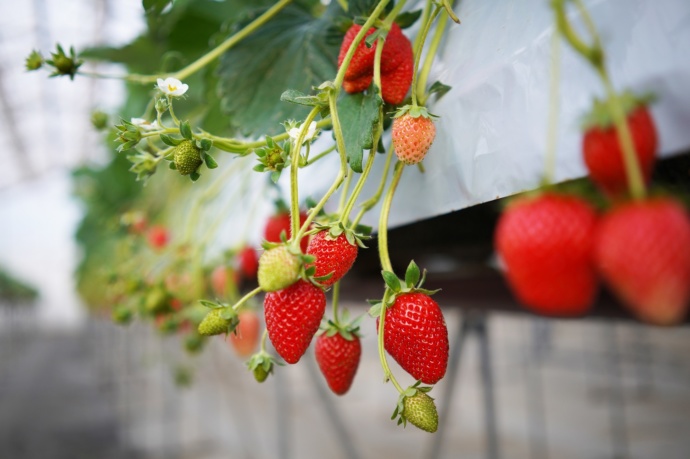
232;286;262;312
304;145;336;166
597;68;646;199
289;107;321;245
340;110;383;223
333;0;392;90
331;281;341;326
377;289;403;393
352;144;395;227
337;169;354;215
166;96;180;126
552;0;602;68
260;329;269;352
543;32;561;185
294;93;348;242
417;6;450;106
378;161;404;273
410;5;442;107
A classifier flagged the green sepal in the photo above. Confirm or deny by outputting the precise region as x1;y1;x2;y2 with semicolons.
427;81;452;101
382;270;401;293
197;138;212;151
190;171;200;182
179;121;193;140
404;260;421;288
368;302;383;318
168;162;177;170
203;152;218;169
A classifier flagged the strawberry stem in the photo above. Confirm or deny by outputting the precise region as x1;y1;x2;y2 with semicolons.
543;32;562;185
352;145;395;227
416;6;450;106
289;107;321;245
378;161;405;274
340;109;384;225
82;0;294;84
260;328;269;352
232;286;262;312
294;92;349;242
377;289;404;393
410;4;442;107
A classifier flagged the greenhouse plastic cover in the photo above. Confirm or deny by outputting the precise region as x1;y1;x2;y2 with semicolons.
291;0;690;230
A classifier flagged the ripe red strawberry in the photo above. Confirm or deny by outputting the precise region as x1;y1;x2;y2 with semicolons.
315;328;361;395
147;225;169;250
582;95;657;197
380;54;413;105
392;106;436;165
238;246;258;279
264;210;309;252
227;310;261;357
378;292;448;384
306;229;359;286
264;280;326;364
338;23;414;105
495;193;599;316
595;198;690;325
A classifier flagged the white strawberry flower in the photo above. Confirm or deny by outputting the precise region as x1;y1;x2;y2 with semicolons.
156;77;189;97
288;121;318;142
131;118;160;131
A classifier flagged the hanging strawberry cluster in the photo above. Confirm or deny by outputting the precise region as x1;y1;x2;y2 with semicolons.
495;0;690;326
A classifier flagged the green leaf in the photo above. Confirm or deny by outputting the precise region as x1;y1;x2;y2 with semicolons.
142;0;172;16
336;89;382;173
427;81;452;101
179;121;193;140
381;271;401;292
217;4;341;136
395;10;423;29
280;89;329;109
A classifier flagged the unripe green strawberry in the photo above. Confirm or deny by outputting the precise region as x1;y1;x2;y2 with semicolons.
184;333;205;353
198;309;230;336
392;106;436;165
257;246;301;292
144;286;169;314
253;365;269;383
173;140;202;175
403;392;438;433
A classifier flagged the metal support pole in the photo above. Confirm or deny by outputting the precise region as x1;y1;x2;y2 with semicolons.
476;311;500;459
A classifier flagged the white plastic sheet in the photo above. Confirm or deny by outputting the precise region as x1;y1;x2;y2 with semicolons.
294;0;690;230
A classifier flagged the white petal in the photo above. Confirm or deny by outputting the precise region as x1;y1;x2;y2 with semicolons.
288;127;300;140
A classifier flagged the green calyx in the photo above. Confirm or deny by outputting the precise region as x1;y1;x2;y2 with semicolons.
392;381;438;433
581;90;655;131
392;104;438;120
367;260;440;318
197;301;239;336
254;136;290;183
312;222;370;250
247;351;283;383
318;309;364;341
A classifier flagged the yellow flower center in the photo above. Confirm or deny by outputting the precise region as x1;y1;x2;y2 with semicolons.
167;84;177;92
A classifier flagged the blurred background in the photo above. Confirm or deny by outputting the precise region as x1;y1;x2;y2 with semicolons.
1;1;689;458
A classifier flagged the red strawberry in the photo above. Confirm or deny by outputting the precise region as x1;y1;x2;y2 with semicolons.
595;198;690;325
495;193;599;316
147;225;169;250
264;211;309;253
582;95;657;197
264;280;326;364
306;229;359;286
338;23;414;105
392;106;436;165
238;246;259;279
227;310;261;357
378;292;448;384
315;329;361;395
380;54;413;105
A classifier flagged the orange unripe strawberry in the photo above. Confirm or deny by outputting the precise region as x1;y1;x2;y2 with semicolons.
392;106;436;165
